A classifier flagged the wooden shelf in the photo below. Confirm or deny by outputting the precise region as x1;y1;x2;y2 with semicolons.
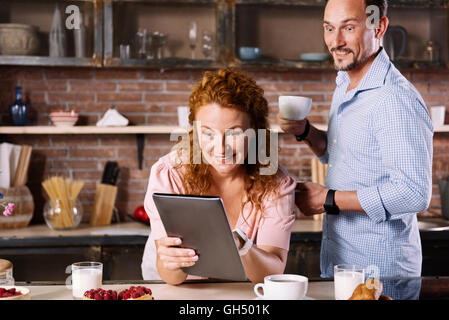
0;56;101;67
0;124;330;135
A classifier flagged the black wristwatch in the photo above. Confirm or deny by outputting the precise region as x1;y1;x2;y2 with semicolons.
295;119;310;142
324;189;340;215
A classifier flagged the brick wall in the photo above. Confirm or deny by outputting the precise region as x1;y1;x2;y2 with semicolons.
1;66;448;223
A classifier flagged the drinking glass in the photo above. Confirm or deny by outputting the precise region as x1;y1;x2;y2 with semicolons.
201;30;214;59
119;44;130;59
334;264;365;300
135;28;149;59
71;262;103;299
188;21;197;59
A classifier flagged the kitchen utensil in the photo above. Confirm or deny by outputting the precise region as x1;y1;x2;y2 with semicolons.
50;110;78;127
254;274;308;300
9;86;28;126
149;31;168;60
239;46;261;60
278;95;312;120
13;145;32;187
90;162;119;226
42;176;84;229
135;28;149;59
334;264;365;300
49;3;66;57
0;286;30;300
0;259;14;286
189;21;198;59
74;11;86;58
101;161;120;186
44;197;83;230
300;52;330;62
71;262;102;299
311;157;327;221
0;23;39;55
424;40;440;63
0;185;34;229
201;30;214;59
383;25;407;61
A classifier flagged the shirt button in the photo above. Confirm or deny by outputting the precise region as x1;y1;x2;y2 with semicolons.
329;164;333;168
333;139;337;144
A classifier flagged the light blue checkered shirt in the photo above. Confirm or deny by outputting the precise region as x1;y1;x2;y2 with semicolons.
318;48;434;278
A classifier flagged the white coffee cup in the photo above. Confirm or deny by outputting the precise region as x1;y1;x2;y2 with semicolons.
431;106;446;127
254;274;308;300
279;96;312;120
177;106;190;127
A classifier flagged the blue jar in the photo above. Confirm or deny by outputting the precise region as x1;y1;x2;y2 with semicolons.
9;86;28;126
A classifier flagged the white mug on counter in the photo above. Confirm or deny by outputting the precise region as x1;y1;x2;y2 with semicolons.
254;274;308;300
71;261;103;299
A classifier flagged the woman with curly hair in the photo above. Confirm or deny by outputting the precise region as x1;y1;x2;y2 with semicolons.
142;69;296;285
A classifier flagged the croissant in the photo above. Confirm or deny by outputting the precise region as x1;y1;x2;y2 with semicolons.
348;279;393;300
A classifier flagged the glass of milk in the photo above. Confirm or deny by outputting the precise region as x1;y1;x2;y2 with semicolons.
71;262;103;299
333;264;365;300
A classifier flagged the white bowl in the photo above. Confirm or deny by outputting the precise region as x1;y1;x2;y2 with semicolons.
0;286;30;300
279;96;312;120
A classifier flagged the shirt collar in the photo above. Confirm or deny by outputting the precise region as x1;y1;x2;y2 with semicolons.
335;48;391;92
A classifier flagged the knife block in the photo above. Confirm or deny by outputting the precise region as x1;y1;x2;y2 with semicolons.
90;183;118;226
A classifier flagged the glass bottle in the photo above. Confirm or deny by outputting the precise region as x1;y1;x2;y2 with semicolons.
9;86;28;126
0;259;15;286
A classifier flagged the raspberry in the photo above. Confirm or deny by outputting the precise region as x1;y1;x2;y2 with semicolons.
94;293;102;300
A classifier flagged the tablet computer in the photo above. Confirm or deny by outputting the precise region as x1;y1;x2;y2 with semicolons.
152;193;247;282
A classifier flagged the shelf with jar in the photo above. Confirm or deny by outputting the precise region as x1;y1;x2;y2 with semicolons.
102;0;228;68
229;1;449;71
0;0;103;67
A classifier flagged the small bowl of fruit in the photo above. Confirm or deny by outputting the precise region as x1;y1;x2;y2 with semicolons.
0;286;30;300
83;286;153;300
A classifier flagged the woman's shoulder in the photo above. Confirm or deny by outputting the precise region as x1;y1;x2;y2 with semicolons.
274;165;297;193
149;150;185;189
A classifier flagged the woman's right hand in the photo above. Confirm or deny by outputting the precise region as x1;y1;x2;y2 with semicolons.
156;237;199;271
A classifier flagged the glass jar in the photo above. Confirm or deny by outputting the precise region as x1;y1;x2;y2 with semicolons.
0;259;15;286
43;198;83;230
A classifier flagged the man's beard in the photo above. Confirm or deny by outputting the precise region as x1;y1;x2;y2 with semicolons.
331;47;367;71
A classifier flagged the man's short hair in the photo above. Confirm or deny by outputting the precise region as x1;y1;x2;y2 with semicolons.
326;0;388;18
365;0;388;18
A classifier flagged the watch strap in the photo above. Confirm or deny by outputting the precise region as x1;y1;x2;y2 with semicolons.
295;119;310;142
324;189;340;215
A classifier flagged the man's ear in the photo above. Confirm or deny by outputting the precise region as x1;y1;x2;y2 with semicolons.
375;16;389;40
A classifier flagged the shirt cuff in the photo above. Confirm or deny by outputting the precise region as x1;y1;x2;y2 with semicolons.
357;186;387;223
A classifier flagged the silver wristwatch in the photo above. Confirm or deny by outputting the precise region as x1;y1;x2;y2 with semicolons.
232;228;253;256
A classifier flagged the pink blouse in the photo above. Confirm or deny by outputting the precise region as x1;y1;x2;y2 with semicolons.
144;152;297;251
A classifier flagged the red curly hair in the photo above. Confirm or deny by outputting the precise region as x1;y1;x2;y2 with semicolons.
174;69;282;220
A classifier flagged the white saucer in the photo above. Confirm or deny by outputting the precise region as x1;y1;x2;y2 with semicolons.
253;296;315;300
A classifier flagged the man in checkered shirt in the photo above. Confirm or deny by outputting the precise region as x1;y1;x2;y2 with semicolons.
279;0;433;278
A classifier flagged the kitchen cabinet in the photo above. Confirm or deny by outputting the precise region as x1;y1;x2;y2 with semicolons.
0;0;447;70
0;0;103;67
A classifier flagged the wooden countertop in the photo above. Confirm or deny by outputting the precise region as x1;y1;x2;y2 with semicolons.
20;280;333;300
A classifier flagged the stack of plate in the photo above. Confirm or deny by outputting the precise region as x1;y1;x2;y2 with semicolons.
50;110;78;127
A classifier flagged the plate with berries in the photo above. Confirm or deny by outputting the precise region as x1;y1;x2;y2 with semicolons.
0;286;30;300
83;286;153;300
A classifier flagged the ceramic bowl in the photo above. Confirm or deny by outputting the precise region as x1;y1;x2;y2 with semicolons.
0;286;31;300
50;110;79;127
279;96;312;120
300;52;331;62
0;23;39;55
239;47;262;60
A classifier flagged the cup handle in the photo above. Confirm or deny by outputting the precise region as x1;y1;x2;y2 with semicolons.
254;283;265;298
